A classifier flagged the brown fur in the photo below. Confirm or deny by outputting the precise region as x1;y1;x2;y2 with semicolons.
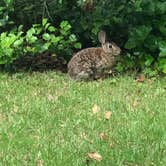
68;47;115;81
67;31;121;81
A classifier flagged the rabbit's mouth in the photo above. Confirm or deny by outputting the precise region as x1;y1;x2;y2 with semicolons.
113;47;121;56
114;51;121;56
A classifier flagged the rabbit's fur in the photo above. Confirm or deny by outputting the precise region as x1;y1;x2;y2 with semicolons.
68;30;121;81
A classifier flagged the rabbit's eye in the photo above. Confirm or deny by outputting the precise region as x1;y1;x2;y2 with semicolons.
109;44;112;48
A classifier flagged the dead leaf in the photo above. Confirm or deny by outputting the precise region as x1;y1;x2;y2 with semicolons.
32;91;38;96
13;105;18;113
47;94;54;101
109;143;113;148
80;132;87;139
23;154;29;161
132;100;139;108
0;113;3;120
105;111;112;120
99;132;107;140
37;159;43;166
87;152;102;161
136;74;145;83
92;104;100;114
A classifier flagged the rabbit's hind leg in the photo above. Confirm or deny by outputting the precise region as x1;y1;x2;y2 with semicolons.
68;71;91;81
74;71;92;81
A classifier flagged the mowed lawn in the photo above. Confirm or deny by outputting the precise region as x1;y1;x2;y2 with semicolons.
0;71;166;166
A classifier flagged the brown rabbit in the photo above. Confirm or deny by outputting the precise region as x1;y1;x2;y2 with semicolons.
68;30;121;81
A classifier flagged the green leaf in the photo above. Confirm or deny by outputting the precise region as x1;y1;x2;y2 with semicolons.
58;44;64;50
45;23;51;30
25;46;35;53
0;32;7;40
124;38;137;49
39;43;51;53
0;7;6;12
13;38;23;47
162;66;166;74
32;24;41;28
26;35;37;44
74;43;82;49
69;34;77;42
60;21;71;31
136;25;152;40
18;25;23;31
42;33;51;41
117;5;125;12
159;50;166;57
145;55;154;66
42;18;48;27
48;26;56;32
159;41;166;57
141;0;155;13
60;21;68;28
156;2;166;14
157;18;166;37
0;19;6;27
157;58;166;73
159;25;166;37
144;34;158;51
115;62;125;72
125;25;152;49
35;27;42;35
51;36;61;43
27;27;36;36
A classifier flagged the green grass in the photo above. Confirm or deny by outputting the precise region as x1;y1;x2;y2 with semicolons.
0;71;166;166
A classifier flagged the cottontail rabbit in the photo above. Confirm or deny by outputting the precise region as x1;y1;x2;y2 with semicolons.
68;30;121;81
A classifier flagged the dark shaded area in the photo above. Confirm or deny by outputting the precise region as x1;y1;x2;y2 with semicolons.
12;53;67;73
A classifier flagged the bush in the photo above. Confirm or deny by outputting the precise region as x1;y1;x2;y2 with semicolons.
0;30;24;64
0;0;14;31
0;19;81;65
24;19;81;60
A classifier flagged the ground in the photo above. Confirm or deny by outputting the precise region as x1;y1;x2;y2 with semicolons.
0;71;166;165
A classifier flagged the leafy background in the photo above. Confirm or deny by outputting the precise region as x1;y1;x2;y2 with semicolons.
0;0;166;74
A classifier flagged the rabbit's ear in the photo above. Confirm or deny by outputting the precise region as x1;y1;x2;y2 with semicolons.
98;30;106;44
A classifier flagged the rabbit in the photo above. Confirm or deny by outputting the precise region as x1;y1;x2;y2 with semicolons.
67;30;121;81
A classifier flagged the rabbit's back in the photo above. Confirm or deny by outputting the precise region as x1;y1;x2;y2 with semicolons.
68;47;115;80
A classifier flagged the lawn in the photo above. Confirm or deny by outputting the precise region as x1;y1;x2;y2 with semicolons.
0;71;166;166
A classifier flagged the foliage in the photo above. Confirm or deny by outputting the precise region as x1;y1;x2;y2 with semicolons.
0;19;81;64
0;0;14;31
0;29;24;64
24;19;81;59
0;0;166;73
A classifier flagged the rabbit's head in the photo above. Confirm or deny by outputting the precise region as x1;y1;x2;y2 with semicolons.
98;30;121;56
